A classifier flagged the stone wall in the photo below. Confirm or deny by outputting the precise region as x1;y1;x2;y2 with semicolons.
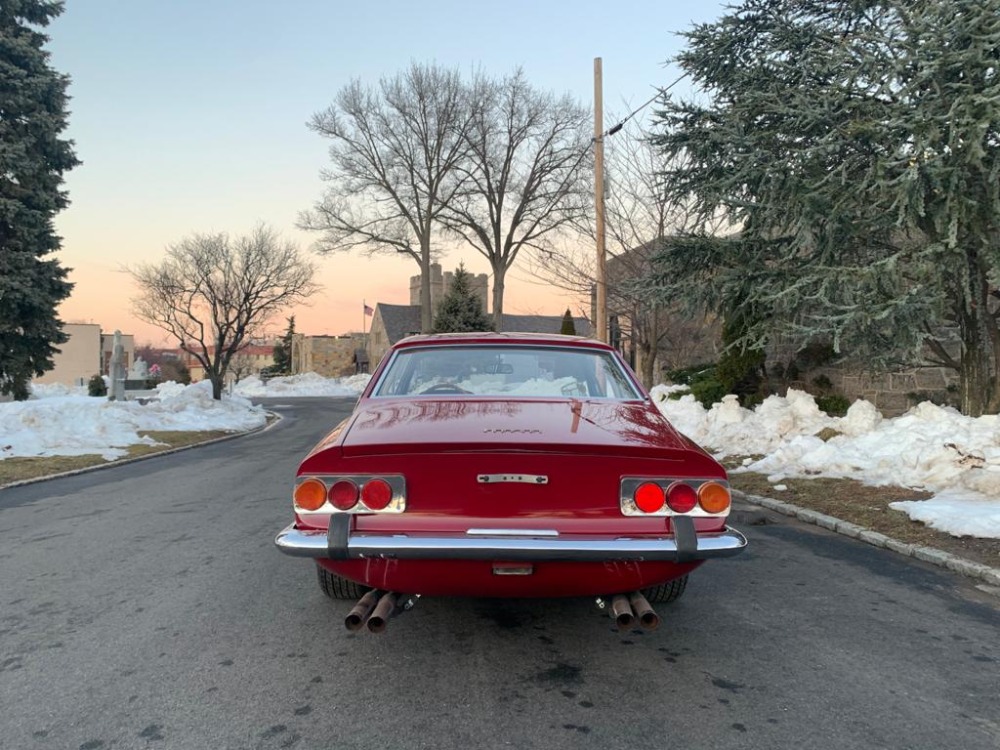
291;333;367;378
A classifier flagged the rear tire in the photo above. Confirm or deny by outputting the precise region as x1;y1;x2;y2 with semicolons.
316;564;368;600
641;574;688;604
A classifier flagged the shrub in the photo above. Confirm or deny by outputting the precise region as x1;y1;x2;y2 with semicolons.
689;370;727;409
816;394;850;416
88;374;107;397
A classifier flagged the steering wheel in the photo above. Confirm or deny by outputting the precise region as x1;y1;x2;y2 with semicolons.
421;383;471;394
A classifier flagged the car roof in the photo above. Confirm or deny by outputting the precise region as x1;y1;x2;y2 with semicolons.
391;332;614;351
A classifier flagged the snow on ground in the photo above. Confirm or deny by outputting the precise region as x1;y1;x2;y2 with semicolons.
233;372;370;398
4;374;999;539
0;374;369;463
652;386;1000;539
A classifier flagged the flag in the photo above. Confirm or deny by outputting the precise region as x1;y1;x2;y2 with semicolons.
364;303;374;316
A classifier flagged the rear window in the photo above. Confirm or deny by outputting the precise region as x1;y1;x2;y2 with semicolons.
372;345;642;400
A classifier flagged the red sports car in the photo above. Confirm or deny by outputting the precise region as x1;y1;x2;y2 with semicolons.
275;333;746;632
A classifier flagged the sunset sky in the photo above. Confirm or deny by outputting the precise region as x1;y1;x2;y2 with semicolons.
45;1;725;346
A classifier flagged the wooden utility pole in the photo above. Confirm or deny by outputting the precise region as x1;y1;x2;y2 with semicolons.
594;57;607;343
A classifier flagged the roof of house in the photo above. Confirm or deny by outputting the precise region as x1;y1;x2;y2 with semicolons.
373;303;592;341
375;303;424;345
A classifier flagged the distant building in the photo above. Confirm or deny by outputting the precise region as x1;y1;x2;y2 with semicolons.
179;342;275;384
366;303;591;368
32;324;135;387
410;263;488;312
290;333;367;378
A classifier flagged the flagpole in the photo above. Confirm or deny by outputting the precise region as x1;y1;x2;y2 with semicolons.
362;299;367;337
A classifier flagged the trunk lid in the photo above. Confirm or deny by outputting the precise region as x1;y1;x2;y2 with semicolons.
339;398;700;460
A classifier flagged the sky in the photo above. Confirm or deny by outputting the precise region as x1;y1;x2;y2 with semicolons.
41;0;728;346
9;379;1000;540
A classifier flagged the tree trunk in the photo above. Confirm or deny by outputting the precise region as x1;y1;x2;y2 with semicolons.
210;374;224;401
492;267;505;332
419;228;434;333
956;251;1000;416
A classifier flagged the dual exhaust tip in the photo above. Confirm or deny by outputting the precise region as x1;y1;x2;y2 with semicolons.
609;591;660;631
344;590;397;633
346;589;660;634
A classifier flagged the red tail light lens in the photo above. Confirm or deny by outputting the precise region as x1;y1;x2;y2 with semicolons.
666;482;698;513
329;480;360;511
294;478;327;511
698;481;731;514
361;478;393;510
634;482;665;513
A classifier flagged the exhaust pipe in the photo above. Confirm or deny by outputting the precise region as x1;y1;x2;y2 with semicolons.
344;589;382;631
628;591;660;631
365;592;398;633
609;594;634;631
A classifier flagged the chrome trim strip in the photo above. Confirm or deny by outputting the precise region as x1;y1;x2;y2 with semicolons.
466;528;559;537
477;474;549;485
274;524;748;562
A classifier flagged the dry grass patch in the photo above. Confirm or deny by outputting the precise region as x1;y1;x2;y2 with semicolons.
728;466;1000;570
0;429;233;486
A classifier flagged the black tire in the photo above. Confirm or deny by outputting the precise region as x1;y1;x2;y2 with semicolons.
315;564;368;600
641;574;689;604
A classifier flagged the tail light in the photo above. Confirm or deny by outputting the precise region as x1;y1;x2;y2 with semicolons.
329;480;360;511
620;477;731;517
665;482;698;513
294;478;327;511
293;475;406;514
634;482;665;513
698;481;731;514
361;479;393;510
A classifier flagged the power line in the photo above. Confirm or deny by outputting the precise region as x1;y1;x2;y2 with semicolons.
601;70;690;139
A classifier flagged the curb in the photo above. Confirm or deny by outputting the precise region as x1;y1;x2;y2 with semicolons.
0;412;283;491
734;490;1000;588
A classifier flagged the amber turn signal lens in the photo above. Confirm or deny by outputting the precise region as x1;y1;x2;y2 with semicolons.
329;480;360;511
294;478;327;511
666;482;698;513
361;478;393;510
698;482;731;514
634;482;665;513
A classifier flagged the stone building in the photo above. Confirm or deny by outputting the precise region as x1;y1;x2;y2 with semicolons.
291;333;368;378
409;263;488;312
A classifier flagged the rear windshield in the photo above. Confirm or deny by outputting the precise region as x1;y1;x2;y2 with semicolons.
372;345;642;400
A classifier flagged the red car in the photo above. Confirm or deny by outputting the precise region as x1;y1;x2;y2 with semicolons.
275;333;746;632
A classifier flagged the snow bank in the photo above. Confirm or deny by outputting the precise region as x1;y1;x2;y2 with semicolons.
653;387;1000;539
1;381;265;461
233;372;371;398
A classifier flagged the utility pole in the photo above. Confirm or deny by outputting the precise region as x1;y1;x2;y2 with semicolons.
594;57;608;343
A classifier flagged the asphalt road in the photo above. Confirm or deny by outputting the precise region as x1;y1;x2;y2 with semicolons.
1;397;998;750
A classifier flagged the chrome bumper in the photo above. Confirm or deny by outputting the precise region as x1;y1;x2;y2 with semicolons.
274;518;747;563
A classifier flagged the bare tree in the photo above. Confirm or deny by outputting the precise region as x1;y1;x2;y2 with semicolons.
438;69;591;331
528;119;724;387
130;225;318;399
300;62;472;332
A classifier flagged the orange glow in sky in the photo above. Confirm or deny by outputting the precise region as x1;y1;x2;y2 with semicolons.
45;1;723;347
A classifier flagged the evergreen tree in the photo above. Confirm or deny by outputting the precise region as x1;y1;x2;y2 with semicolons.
272;315;295;374
559;309;577;336
432;264;492;333
650;0;1000;415
0;1;79;400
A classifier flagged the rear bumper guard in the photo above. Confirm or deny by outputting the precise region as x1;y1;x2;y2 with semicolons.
274;516;748;563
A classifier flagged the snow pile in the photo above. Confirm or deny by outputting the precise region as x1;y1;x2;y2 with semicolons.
233;372;371;398
29;382;88;399
650;387;836;457
1;381;265;461
653;388;1000;539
